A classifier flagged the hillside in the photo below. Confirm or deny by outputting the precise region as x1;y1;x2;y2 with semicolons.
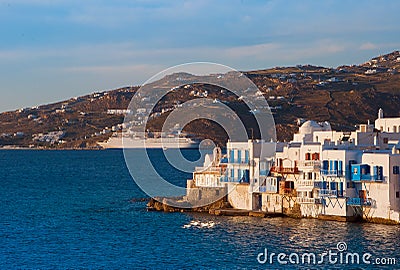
1;51;400;149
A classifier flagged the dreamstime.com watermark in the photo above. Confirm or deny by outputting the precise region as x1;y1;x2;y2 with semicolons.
257;242;397;266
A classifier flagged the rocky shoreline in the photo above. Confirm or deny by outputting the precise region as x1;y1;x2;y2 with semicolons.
147;196;294;218
147;196;231;214
146;196;399;225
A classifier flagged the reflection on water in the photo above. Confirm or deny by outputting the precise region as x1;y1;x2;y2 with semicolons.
183;213;400;269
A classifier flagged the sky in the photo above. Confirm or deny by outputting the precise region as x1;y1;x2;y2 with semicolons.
0;0;400;112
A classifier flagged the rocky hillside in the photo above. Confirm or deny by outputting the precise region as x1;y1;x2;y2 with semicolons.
1;51;399;148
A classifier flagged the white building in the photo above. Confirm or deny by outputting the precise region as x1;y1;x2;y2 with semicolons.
272;109;400;222
185;109;400;223
375;108;400;133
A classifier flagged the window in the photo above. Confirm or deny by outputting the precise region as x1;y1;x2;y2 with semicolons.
396;192;400;199
383;138;388;144
393;166;400;175
308;172;313;180
305;153;311;160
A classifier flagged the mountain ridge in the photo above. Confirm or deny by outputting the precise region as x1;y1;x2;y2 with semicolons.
1;51;399;149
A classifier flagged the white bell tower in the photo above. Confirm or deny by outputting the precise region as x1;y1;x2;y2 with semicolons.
378;108;384;119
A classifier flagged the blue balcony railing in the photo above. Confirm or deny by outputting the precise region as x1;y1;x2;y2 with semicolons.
351;174;382;182
346;197;372;206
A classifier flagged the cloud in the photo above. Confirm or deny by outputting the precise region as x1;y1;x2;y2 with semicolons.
360;42;378;50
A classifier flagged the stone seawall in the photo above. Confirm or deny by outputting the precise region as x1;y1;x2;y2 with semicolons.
147;196;231;213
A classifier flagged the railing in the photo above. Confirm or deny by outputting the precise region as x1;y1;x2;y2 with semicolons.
297;180;324;188
346;197;373;206
271;166;299;174
318;189;337;197
298;160;321;170
297;197;319;204
351;174;384;182
321;169;344;177
220;176;249;183
194;166;225;173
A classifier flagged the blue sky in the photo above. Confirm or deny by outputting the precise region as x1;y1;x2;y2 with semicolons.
0;0;399;112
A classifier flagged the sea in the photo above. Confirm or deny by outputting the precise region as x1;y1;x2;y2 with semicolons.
1;149;399;269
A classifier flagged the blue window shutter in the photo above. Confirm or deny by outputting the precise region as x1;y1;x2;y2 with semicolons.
229;150;234;163
323;160;329;170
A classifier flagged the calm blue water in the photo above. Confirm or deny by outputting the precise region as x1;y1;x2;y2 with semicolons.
1;150;399;269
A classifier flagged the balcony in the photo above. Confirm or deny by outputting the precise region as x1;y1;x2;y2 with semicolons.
297;197;321;204
351;174;384;182
297;180;323;189
298;160;321;171
194;166;225;174
321;169;343;177
346;197;373;206
318;189;337;197
220;176;250;183
271;166;299;174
